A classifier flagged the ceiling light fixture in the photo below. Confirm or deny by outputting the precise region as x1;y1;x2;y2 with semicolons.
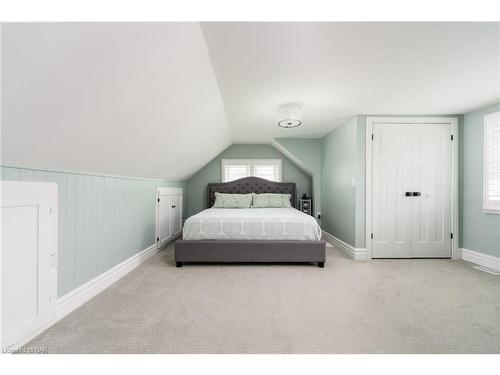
277;104;302;128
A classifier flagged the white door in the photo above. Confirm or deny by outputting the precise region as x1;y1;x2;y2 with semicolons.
411;124;452;257
171;194;182;237
372;123;452;258
1;181;58;349
156;191;172;248
372;124;413;258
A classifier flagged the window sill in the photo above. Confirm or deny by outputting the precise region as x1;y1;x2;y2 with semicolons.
483;209;500;215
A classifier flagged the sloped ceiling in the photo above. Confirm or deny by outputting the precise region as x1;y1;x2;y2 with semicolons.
201;22;500;143
1;23;231;180
2;22;499;179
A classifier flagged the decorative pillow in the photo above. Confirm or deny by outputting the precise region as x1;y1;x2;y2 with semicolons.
251;193;292;208
213;192;252;208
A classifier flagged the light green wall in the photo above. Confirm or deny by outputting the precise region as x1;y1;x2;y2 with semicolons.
461;103;500;257
1;166;185;297
458;115;464;248
321;117;358;246
354;115;366;247
273;138;322;217
185;144;312;217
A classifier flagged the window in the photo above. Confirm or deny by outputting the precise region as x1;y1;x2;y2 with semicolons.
221;159;282;182
484;111;500;213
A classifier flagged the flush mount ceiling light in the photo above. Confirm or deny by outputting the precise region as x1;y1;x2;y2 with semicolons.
277;104;302;128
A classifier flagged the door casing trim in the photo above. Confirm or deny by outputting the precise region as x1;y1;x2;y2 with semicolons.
365;117;459;259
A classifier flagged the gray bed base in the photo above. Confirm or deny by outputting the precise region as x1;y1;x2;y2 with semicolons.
175;240;326;268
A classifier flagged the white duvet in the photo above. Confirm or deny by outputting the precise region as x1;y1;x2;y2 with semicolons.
182;208;322;241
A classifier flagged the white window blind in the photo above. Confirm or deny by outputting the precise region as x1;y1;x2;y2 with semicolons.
253;159;282;181
221;160;252;183
484;111;500;213
221;159;282;182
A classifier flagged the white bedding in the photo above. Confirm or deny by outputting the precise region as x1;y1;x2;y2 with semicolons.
182;208;322;241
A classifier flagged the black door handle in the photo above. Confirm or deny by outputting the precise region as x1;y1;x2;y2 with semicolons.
405;192;422;197
172;205;176;208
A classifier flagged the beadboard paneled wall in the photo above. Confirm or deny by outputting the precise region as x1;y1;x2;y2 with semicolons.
1;166;185;297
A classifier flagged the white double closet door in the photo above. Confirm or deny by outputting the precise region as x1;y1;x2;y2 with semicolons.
372;122;452;258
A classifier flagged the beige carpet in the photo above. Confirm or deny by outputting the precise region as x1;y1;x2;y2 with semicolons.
24;244;500;353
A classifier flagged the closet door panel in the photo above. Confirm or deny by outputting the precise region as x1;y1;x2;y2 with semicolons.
157;193;172;248
372;124;413;258
172;194;182;237
411;124;452;257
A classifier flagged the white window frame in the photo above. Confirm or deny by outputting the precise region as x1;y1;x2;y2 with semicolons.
483;111;500;214
221;159;282;182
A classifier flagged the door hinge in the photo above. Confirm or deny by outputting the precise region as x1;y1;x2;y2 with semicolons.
451;134;454;141
371;233;374;239
450;233;453;239
156;237;159;242
371;134;374;141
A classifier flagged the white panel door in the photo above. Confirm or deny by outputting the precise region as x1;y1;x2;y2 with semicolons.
371;123;452;258
1;181;57;349
157;191;172;248
372;124;413;258
171;194;182;237
411;124;452;257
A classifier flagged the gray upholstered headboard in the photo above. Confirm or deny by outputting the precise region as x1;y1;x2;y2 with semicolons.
207;177;297;208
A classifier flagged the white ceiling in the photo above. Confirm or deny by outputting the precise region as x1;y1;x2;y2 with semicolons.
1;23;231;180
201;22;500;142
2;22;499;179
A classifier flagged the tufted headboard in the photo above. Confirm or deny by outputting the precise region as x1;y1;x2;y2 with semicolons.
207;177;297;208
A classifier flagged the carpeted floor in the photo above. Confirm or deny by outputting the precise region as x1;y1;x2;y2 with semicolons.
24;244;500;354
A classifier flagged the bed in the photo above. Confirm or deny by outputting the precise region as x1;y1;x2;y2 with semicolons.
175;177;326;267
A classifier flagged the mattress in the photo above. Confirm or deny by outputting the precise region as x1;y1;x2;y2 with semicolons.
182;208;322;241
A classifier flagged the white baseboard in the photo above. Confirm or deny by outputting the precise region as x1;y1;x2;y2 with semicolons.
5;236;181;351
461;248;500;272
56;238;176;321
322;230;368;261
5;241;168;352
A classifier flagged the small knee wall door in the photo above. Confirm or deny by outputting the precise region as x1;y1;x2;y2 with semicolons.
156;187;183;248
368;120;455;259
1;181;58;349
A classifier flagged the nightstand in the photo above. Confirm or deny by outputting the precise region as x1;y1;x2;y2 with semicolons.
299;194;313;216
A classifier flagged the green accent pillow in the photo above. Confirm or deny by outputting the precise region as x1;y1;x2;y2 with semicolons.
251;193;292;208
213;193;252;208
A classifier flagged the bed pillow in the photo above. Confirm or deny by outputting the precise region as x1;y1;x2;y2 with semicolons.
251;193;292;208
213;192;252;208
